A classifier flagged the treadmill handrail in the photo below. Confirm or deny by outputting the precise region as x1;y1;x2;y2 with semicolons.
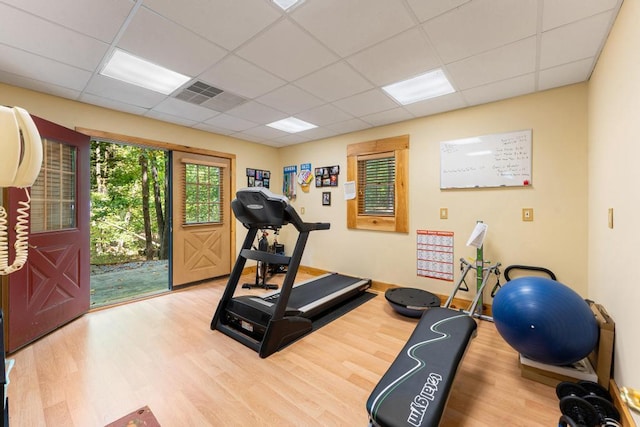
240;249;291;265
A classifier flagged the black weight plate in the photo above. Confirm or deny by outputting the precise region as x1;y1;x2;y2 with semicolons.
578;380;613;402
559;396;599;427
583;395;620;422
556;381;588;399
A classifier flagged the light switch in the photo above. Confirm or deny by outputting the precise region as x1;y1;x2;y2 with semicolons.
440;208;448;219
522;208;533;221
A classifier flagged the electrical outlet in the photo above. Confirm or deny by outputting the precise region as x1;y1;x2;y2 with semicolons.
440;208;448;219
522;208;533;221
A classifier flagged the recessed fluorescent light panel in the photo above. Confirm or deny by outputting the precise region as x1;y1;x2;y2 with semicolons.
267;117;317;133
272;0;302;10
383;68;455;105
100;49;191;95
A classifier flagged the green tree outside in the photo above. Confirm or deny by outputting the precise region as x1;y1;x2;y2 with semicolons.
90;141;168;265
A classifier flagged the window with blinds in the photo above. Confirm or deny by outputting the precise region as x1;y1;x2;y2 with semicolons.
357;153;395;216
347;135;409;233
183;162;223;224
31;139;76;232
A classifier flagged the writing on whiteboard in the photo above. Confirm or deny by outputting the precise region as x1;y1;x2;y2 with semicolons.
440;130;532;188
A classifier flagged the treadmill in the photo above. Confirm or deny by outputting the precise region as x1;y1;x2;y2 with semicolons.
211;187;371;358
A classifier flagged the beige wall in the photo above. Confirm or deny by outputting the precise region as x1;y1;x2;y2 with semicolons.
588;0;639;420
281;84;589;300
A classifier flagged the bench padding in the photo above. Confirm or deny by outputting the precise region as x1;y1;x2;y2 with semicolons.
367;307;477;427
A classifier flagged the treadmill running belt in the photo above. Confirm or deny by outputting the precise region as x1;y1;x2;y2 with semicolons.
264;274;362;309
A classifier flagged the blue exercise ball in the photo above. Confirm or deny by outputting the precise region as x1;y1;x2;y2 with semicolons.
492;276;599;366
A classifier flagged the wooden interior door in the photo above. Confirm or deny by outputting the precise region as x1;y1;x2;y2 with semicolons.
6;116;90;352
172;151;231;286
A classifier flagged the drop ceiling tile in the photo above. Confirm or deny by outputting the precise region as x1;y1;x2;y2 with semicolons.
0;44;92;91
204;113;257;132
225;101;287;125
296;104;353;127
0;3;109;71
1;0;134;42
299;126;340;141
540;11;614;70
403;92;467;117
241;125;288;139
118;7;228;77
257;85;324;115
230;131;266;143
326;118;371;134
198;55;286;99
0;0;623;148
447;37;536;91
333;89;399;117
538;58;594;91
79;93;149;115
405;0;472;23
291;0;415;57
347;28;442;86
424;0;538;63
542;0;619;31
462;73;535;107
361;108;414;127
151;98;219;122
236;19;337;82
294;62;373;103
145;110;198;127
193;122;235;136
142;0;281;51
84;75;167;109
273;133;312;146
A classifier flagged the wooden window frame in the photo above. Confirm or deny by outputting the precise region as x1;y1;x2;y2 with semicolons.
347;135;409;233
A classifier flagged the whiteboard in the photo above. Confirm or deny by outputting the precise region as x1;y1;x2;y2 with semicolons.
440;129;532;189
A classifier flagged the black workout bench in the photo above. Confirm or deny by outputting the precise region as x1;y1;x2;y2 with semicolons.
366;307;477;427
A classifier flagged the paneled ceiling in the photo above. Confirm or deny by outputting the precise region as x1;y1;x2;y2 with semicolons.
0;0;623;147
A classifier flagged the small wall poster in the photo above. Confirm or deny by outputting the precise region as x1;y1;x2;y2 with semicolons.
417;230;454;281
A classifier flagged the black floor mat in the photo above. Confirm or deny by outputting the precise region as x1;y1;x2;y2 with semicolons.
310;291;377;331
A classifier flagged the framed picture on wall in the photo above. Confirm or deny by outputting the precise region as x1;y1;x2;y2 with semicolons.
322;191;331;206
315;165;340;187
246;168;270;188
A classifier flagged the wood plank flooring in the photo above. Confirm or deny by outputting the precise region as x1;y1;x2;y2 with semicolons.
7;273;561;426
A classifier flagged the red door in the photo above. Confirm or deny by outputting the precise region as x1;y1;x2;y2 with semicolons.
6;116;90;352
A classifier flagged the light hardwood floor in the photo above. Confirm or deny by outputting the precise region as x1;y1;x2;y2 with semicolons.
7;273;562;426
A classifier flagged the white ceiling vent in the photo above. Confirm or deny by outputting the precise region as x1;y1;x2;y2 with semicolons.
174;81;247;111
